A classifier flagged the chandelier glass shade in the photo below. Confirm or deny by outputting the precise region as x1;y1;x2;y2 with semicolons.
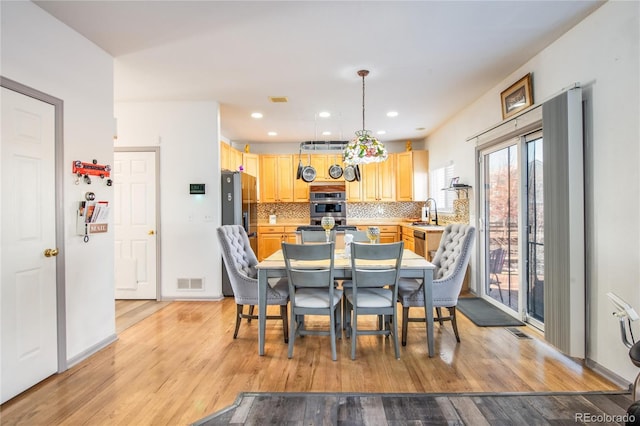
343;70;388;166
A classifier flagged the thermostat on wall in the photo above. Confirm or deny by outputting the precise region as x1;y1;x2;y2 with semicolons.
190;183;206;194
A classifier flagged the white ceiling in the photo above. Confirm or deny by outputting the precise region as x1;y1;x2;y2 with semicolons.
35;0;603;146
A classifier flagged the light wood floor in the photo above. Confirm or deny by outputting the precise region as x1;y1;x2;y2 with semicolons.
0;298;623;425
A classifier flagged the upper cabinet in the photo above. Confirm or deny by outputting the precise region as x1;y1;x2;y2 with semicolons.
396;150;429;202
243;152;259;178
361;153;396;202
260;155;294;202
220;141;244;172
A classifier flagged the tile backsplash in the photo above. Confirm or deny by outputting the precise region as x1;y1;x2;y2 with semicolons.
258;200;469;224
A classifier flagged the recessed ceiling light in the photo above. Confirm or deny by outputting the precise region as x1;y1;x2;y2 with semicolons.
377;130;386;135
322;131;331;136
267;131;277;136
318;111;331;118
251;112;263;119
386;111;398;117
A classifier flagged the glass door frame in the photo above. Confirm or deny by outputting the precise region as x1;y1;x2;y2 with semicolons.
476;128;544;330
478;137;524;319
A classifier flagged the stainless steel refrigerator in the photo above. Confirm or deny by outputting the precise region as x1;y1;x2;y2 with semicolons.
221;171;258;296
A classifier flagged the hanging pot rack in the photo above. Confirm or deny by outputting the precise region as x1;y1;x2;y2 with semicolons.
299;140;349;152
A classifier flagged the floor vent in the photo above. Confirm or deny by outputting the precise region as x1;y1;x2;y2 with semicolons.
177;278;204;290
506;327;531;339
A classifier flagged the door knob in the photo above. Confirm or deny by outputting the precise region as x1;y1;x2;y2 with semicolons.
44;248;59;257
148;230;155;235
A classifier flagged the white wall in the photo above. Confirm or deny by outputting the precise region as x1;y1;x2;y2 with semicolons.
114;101;223;299
1;2;116;361
426;1;640;382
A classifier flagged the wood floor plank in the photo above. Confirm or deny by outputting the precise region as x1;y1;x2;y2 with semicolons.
0;299;625;425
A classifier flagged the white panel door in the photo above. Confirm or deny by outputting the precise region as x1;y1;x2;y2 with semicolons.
114;151;157;299
1;87;58;403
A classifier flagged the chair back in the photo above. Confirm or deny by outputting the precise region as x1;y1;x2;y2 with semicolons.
489;247;506;274
301;229;336;243
216;225;258;301
282;242;335;290
431;224;476;282
350;242;404;290
345;230;369;243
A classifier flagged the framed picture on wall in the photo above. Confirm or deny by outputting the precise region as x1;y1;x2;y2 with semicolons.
500;73;533;119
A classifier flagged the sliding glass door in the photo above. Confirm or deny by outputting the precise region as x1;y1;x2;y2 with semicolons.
479;130;544;327
481;141;520;311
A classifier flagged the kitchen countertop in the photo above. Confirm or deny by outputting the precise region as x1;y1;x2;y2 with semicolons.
258;219;446;232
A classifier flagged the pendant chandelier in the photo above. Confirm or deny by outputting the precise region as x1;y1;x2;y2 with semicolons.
343;70;388;166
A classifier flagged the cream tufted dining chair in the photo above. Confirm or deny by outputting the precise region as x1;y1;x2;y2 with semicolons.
397;224;475;345
217;225;289;342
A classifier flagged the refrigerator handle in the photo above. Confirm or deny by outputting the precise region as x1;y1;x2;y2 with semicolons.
242;211;249;232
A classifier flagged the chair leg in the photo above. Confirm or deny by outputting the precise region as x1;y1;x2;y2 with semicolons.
288;308;296;359
435;307;444;325
330;306;337;361
450;306;461;343
280;305;289;344
402;306;409;346
247;305;255;322
351;307;358;360
234;304;243;339
391;307;400;360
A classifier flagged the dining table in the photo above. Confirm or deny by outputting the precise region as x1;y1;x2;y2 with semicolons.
256;247;437;357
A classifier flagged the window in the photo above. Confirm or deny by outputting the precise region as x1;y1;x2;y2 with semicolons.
429;163;455;212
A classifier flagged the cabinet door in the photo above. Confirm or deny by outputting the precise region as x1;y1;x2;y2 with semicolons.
243;153;259;177
229;148;243;172
260;155;279;202
379;233;397;244
377;153;396;201
396;152;414;201
276;155;294;202
346;179;363;202
293;157;309;202
310;154;328;181
258;233;284;261
361;162;379;201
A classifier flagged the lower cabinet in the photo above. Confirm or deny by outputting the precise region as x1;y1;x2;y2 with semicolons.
401;226;415;252
257;226;297;261
356;225;399;244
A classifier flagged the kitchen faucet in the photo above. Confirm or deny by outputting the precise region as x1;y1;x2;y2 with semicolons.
424;198;438;225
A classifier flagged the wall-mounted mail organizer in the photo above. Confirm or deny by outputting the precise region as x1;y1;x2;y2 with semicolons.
72;160;113;186
77;197;110;243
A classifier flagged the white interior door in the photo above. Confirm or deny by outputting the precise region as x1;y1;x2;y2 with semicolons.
1;87;58;403
113;151;157;299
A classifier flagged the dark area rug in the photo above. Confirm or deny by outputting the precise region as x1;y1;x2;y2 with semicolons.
457;297;525;327
193;391;633;425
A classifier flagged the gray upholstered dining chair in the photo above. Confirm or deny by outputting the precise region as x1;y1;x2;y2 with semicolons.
217;225;289;343
281;242;342;361
344;241;404;360
397;224;475;345
345;230;369;242
300;229;336;243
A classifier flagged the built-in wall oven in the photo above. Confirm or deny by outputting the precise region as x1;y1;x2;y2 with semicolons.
309;183;347;226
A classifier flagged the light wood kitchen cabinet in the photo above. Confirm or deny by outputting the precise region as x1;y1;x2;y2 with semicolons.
401;226;415;252
260;155;294;203
258;225;297;260
361;153;396;201
396;150;429;202
345;174;364;202
220;141;244;172
230;147;243;171
243;152;259;178
310;154;329;181
357;225;399;243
